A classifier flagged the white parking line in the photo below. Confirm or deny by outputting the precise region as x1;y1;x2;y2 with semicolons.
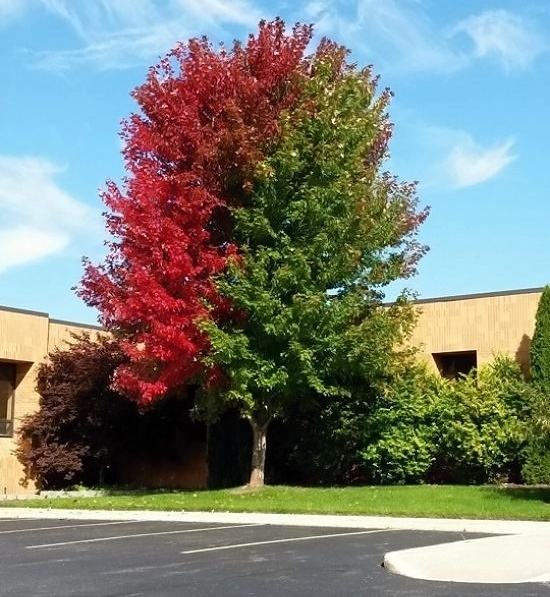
0;521;139;535
181;528;395;554
26;523;263;549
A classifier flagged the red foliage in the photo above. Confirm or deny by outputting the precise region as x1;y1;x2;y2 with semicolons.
79;20;312;403
16;335;130;488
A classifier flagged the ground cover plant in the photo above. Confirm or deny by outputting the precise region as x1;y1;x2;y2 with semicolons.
78;19;427;486
2;485;549;521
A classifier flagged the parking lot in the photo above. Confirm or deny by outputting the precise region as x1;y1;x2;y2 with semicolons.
0;517;548;596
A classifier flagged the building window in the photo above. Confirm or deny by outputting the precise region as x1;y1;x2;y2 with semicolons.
432;351;477;379
0;362;16;437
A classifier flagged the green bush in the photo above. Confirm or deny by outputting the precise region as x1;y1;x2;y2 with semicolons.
360;364;439;484
521;387;550;484
361;356;534;484
268;355;539;486
434;357;531;483
522;441;550;484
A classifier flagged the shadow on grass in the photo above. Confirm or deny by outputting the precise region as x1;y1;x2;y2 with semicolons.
99;487;201;496
482;486;550;504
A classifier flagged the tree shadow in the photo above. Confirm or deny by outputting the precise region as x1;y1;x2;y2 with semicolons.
515;333;532;378
482;485;550;504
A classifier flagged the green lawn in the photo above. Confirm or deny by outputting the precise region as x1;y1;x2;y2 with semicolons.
1;485;549;520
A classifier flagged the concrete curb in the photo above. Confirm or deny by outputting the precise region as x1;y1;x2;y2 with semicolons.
384;534;550;584
1;508;550;535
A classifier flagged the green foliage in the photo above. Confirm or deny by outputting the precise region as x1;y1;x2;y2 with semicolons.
522;440;550;484
521;386;550;484
360;356;534;484
360;364;440;484
527;287;550;462
434;358;532;483
3;485;550;520
531;286;550;387
201;49;425;430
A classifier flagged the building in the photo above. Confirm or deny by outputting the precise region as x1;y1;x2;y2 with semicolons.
0;286;544;495
0;306;102;495
409;287;543;378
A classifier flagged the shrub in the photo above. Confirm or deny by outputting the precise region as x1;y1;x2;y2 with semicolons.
433;357;532;483
360;364;439;484
17;335;204;490
16;335;134;488
522;440;550;484
521;387;550;484
361;356;533;484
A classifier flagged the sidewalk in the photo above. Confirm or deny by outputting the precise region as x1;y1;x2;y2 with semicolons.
1;507;549;535
384;533;550;584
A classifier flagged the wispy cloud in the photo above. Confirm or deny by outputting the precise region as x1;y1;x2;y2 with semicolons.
306;0;465;74
0;0;27;21
34;0;263;71
397;125;517;190
454;10;546;70
443;135;516;189
0;155;99;273
304;1;545;75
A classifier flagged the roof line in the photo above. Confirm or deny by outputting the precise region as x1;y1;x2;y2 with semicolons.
2;285;547;324
49;318;104;331
0;304;49;318
0;304;103;330
411;286;545;305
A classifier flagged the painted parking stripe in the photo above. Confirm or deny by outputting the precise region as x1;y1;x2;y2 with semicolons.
26;523;263;549
181;528;395;555
0;520;139;535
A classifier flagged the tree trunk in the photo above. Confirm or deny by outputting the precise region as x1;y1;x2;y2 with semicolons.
248;419;269;488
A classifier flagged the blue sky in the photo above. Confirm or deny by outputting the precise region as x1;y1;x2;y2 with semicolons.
1;0;549;324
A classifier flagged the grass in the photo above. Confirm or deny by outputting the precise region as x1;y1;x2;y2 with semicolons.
1;485;550;520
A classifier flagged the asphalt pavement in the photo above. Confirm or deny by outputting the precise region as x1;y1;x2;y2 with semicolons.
0;517;549;596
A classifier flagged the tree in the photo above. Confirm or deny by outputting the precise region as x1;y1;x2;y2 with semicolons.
80;21;427;487
528;285;550;457
16;335;132;488
200;40;428;486
79;20;312;403
531;285;550;387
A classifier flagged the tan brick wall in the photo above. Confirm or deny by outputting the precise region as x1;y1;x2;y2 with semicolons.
0;309;49;362
409;290;542;373
0;309;100;496
48;321;102;353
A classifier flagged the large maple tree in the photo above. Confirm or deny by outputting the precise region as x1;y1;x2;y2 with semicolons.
80;20;312;402
80;20;428;487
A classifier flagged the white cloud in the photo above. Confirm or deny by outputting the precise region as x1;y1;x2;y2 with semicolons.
34;0;263;71
0;226;68;273
444;136;516;189
454;10;546;70
398;125;518;190
0;155;98;273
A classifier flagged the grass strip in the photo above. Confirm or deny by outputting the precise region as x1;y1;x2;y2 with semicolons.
1;485;549;521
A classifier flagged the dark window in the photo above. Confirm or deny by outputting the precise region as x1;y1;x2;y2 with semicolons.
432;351;477;379
0;362;16;437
